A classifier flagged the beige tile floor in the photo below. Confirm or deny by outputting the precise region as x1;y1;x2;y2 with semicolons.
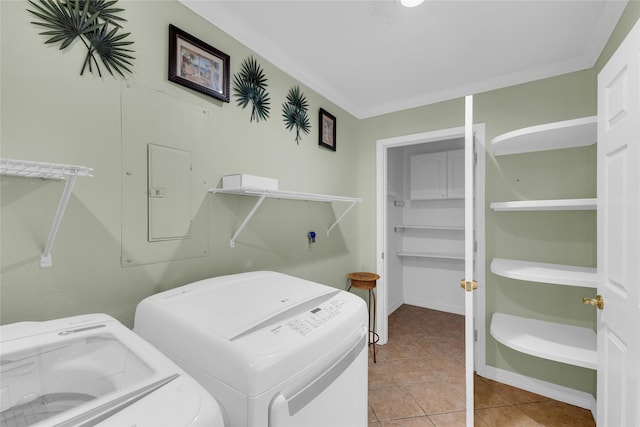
367;304;596;427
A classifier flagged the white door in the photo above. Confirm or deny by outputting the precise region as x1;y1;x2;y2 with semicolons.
596;19;640;427
463;95;476;425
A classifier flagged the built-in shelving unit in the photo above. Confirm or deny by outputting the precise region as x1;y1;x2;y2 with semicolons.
490;198;596;211
489;116;597;371
491;258;597;288
208;187;361;248
491;313;597;370
492;116;597;156
0;158;93;267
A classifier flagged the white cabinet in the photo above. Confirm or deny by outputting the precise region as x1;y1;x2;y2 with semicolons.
410;152;446;199
489;116;597;369
410;149;463;200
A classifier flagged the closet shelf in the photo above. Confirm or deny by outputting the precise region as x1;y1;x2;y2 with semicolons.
0;158;93;267
491;313;596;370
394;225;464;232
490;198;596;211
397;251;464;260
491;116;597;156
208;187;361;248
491;258;597;288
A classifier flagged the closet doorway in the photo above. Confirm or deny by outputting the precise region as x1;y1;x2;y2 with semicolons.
375;124;486;371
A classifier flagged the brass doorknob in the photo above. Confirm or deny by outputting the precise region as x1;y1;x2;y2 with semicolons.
582;295;604;310
460;279;478;292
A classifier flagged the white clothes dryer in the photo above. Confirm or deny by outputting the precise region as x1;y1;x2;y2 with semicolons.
134;271;369;427
0;313;226;427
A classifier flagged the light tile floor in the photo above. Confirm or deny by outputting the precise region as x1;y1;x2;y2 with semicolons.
367;304;596;426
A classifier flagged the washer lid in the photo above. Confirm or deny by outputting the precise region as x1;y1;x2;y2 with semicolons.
0;314;188;427
148;271;337;340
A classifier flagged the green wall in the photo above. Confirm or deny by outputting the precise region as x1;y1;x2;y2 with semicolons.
0;1;362;327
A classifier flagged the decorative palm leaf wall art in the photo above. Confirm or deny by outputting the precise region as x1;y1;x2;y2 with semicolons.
282;86;310;144
27;0;134;77
232;56;270;122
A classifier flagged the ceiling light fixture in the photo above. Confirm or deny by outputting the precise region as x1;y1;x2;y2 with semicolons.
401;0;424;7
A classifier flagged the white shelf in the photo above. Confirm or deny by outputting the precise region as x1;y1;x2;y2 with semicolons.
395;225;464;232
1;159;93;267
208;187;361;248
491;258;597;288
490;198;596;211
210;187;361;203
491;313;597;370
492;116;597;156
0;159;92;179
397;251;464;260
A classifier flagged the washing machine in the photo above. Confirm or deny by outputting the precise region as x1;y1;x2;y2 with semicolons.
134;271;369;427
0;313;226;427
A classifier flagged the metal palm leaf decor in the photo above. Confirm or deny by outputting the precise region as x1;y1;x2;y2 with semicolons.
233;56;270;122
27;0;134;77
282;86;311;144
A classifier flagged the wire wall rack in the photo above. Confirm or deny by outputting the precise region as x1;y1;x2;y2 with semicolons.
1;159;93;267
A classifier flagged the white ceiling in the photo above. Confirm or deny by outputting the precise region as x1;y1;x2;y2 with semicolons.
180;0;628;119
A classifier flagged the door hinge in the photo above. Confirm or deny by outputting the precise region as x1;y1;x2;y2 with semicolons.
474;330;478;342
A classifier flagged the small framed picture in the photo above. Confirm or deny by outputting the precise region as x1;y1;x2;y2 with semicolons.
319;108;336;151
168;24;230;102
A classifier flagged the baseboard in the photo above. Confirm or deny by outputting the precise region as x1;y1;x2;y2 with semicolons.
477;365;597;418
388;298;403;315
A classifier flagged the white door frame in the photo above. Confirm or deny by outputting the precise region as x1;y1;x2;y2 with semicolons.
375;124;486;370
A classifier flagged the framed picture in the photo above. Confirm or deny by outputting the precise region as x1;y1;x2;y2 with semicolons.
168;24;230;102
319;108;336;151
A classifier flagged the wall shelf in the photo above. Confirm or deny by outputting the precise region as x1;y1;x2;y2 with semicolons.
397;251;464;260
491;313;597;370
394;225;464;232
491;258;597;288
208;187;361;248
490;198;596;211
491;116;597;156
0;159;93;267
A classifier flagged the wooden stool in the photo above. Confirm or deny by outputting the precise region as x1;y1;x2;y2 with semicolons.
347;272;380;362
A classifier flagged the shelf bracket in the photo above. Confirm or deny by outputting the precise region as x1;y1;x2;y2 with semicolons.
40;174;79;267
327;200;358;236
229;195;266;248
